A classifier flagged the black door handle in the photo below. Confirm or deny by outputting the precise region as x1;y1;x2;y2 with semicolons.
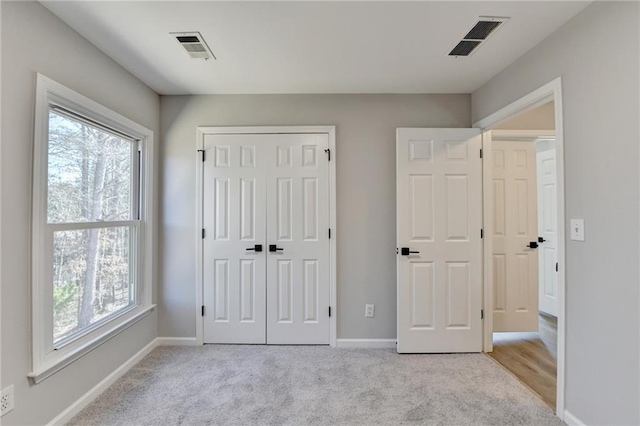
538;237;546;243
527;242;539;249
246;244;263;252
269;244;284;252
400;247;420;256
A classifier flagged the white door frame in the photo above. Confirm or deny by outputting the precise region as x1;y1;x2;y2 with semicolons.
195;126;337;348
473;77;566;419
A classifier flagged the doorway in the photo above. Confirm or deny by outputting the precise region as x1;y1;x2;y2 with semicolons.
195;126;337;346
475;79;565;416
488;127;558;410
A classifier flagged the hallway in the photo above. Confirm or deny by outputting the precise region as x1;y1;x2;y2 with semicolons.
489;314;557;409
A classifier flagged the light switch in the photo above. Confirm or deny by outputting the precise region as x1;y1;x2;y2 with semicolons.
570;219;584;241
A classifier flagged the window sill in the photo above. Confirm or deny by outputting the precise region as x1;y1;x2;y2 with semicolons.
28;304;156;384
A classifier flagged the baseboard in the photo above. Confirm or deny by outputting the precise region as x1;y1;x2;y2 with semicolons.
156;337;199;346
46;338;159;426
563;410;586;426
336;338;396;349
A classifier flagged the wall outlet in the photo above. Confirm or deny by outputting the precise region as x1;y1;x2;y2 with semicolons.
1;385;14;417
365;304;375;318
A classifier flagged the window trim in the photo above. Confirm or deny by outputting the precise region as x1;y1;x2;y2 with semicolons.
29;74;155;384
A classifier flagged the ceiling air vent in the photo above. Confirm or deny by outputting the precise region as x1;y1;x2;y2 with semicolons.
450;41;481;57
171;31;216;60
448;16;508;57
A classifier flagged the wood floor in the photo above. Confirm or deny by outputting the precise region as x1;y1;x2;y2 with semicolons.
488;314;557;410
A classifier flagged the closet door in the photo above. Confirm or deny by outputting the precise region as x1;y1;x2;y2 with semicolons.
203;134;267;344
265;134;331;344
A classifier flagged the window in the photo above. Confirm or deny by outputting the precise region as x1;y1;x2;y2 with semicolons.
30;75;155;383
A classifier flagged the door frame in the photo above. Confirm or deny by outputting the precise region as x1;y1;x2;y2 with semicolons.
473;77;566;418
195;126;337;348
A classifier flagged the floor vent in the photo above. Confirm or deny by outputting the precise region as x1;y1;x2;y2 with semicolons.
171;31;216;60
448;17;508;57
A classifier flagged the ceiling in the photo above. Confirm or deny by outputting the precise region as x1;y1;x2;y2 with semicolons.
42;1;589;95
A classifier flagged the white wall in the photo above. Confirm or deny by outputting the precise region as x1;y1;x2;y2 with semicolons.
159;94;470;339
1;2;159;424
472;2;639;424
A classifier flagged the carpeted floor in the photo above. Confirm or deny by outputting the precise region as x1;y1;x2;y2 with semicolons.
69;346;562;425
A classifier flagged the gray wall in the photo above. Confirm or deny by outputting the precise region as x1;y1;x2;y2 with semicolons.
1;2;159;424
472;2;639;424
159;94;470;339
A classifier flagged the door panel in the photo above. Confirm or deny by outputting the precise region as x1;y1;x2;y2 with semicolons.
492;140;539;332
266;134;330;344
397;128;482;353
204;133;330;345
203;135;267;344
538;149;558;316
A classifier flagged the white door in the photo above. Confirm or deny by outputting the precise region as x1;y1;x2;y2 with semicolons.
203;134;267;343
266;134;330;344
203;133;330;345
492;140;539;332
396;128;483;353
537;148;558;317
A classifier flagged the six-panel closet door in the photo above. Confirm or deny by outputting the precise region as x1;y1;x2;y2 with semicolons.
203;134;268;344
202;133;330;345
265;134;330;344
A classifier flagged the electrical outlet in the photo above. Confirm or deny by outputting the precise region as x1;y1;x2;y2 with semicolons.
365;304;375;318
1;385;14;417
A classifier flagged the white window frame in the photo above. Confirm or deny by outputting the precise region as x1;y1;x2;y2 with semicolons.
29;74;155;383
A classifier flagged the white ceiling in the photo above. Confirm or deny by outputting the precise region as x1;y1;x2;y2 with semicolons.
42;1;589;95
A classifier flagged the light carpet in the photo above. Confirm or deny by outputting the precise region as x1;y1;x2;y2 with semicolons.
69;346;562;425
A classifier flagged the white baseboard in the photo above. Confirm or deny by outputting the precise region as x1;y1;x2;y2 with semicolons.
46;338;159;426
156;337;199;346
563;410;586;426
336;338;396;349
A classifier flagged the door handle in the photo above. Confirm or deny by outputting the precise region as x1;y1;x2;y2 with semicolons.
246;244;263;252
269;244;284;253
538;237;546;243
400;247;420;256
527;241;539;249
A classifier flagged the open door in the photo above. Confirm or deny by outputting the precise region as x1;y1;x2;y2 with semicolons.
537;148;558;317
491;140;539;332
396;128;483;353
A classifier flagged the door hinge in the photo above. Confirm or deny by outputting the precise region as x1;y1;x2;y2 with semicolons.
556;262;559;272
324;148;331;162
481;309;484;320
328;228;331;239
328;306;332;317
202;305;205;316
480;149;483;159
197;149;206;162
202;229;206;239
481;229;484;239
